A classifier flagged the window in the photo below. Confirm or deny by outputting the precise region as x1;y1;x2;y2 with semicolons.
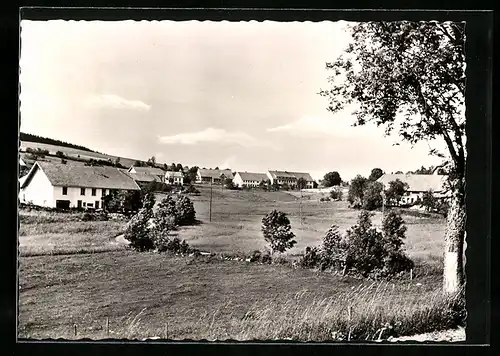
80;188;85;196
77;200;82;208
83;202;86;207
62;187;68;195
92;188;97;196
95;201;100;209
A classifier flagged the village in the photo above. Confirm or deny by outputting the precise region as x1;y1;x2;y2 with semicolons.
17;18;468;343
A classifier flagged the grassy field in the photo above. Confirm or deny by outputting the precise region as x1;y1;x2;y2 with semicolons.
18;187;455;341
18;251;462;341
169;186;446;271
20;141;140;167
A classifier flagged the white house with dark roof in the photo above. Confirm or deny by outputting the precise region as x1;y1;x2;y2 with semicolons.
266;170;315;189
233;172;269;188
127;166;165;183
19;161;140;209
196;168;233;184
377;173;449;205
165;171;184;185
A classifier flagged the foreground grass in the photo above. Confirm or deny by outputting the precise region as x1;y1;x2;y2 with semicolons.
18;251;463;341
19;210;127;256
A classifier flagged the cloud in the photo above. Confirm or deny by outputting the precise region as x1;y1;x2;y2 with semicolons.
267;115;376;138
85;94;151;111
158;127;274;148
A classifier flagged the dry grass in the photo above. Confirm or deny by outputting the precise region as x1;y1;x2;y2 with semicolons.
18;251;462;341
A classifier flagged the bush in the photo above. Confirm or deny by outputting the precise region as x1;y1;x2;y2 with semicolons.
261;210;297;254
261;251;272;264
329;189;343;201
299;246;320;268
348;175;368;208
124;209;155;251
249;250;262;262
320;197;331;202
319;225;347;271
183;184;200;195
362;181;384;210
150;196;178;251
175;195;196;225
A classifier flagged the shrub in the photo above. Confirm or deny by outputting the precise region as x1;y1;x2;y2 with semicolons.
175;195;196;225
299;246;320;268
150;196;178;251
183;184;200;195
362;181;384;210
249;250;262;262
319;225;347;271
347;175;368;208
329;189;343;201
384;179;409;206
261;210;297;254
81;212;93;221
261;251;272;264
124;194;156;251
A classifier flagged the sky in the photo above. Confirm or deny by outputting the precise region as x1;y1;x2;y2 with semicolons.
19;20;447;181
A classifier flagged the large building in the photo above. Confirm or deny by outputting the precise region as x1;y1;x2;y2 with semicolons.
19;161;140;209
232;172;269;188
266;170;315;189
377;173;448;205
196;168;233;184
165;171;184;185
127;166;165;183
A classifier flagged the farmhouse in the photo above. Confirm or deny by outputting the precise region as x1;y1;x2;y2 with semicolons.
19;161;140;209
196;168;233;184
165;171;184;185
377;173;449;205
233;172;269;188
127;166;165;183
266;170;315;189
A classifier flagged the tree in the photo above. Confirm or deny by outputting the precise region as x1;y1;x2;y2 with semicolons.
147;156;156;167
385;179;409;206
175;195;196;225
313;181;319;189
55;150;65;158
413;165;433;175
224;178;235;189
347;175;367;208
134;160;143;167
320;21;466;294
362;181;384;210
421;189;438;212
297;177;307;190
261;210;297;254
176;163;183;172
368;168;384;181
114;157;121;167
323;171;342;187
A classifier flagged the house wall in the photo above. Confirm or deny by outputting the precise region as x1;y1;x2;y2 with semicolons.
233;174;244;188
53;186;112;209
19;168;55;207
165;173;183;185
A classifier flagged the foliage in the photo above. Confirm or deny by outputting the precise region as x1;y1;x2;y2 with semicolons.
261;251;272;264
421;189;437;212
124;205;155;252
147;156;156;167
322;171;342;187
103;190;142;213
319;21;467;291
249;250;262;262
224;178;237;190
381;210;414;275
385;179;409;206
55;150;65;158
261;210;297;254
319;225;347;271
368;168;384;181
347;175;368;208
299;246;320;268
329;189;343;201
141;182;172;197
362;181;384;210
175;195;196;225
319;197;331;202
183;184;200;195
297;177;307;190
26;147;49;160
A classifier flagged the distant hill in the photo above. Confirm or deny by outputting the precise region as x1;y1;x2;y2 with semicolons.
20;132;95;153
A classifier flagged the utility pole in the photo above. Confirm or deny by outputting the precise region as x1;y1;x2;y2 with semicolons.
209;179;213;222
299;187;303;226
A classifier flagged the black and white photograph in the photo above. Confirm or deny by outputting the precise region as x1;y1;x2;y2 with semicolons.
16;10;482;343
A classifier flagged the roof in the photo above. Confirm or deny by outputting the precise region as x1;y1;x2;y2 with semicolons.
267;170;314;181
235;172;268;182
127;172;159;183
377;174;447;192
129;166;165;176
198;168;233;179
21;161;141;190
165;171;183;178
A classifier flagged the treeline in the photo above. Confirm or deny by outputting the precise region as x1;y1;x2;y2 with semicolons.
20;132;95;152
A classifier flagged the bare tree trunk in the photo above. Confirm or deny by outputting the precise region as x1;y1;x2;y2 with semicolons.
443;179;466;295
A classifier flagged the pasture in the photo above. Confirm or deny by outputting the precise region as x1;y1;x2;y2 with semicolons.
17;186;456;341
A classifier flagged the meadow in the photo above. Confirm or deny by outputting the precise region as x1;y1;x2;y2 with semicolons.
17;186;459;341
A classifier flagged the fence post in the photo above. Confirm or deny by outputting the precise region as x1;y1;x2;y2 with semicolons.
347;305;352;341
106;317;109;337
74;324;77;337
410;269;413;280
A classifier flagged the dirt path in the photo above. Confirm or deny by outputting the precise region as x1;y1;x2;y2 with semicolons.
388;327;465;342
114;234;129;245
